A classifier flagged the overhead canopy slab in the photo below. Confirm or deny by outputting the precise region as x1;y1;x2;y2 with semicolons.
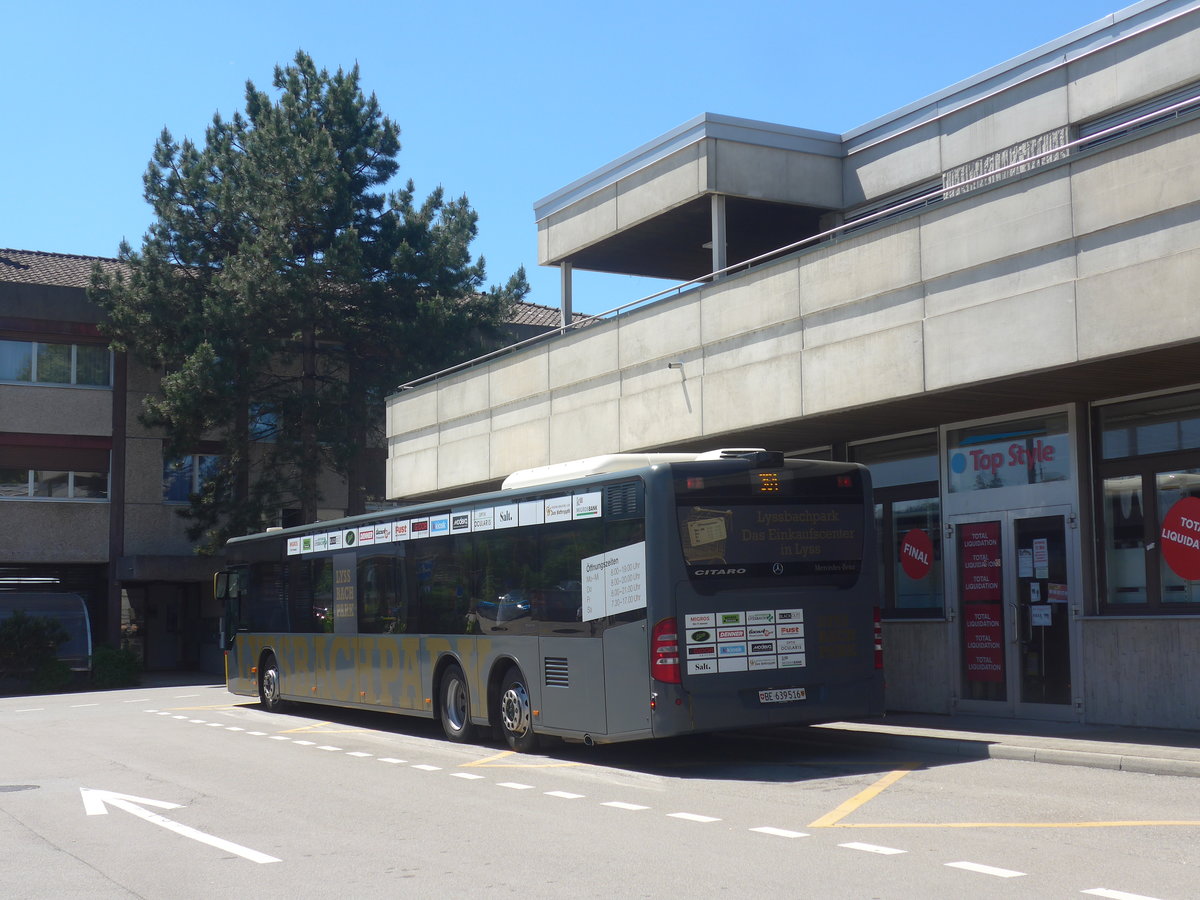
535;113;844;282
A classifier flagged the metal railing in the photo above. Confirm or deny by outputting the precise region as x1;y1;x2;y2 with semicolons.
396;90;1200;393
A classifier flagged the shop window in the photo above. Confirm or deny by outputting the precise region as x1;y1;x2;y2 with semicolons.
1096;392;1200;612
0;339;111;387
946;413;1070;493
852;435;943;619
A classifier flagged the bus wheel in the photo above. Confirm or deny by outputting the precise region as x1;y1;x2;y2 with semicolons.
439;664;477;743
497;665;539;753
259;653;285;712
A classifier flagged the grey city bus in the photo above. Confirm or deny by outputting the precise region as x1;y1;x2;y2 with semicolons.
218;449;884;750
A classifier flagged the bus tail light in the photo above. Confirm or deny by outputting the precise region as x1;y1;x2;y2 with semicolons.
651;618;681;684
873;606;884;670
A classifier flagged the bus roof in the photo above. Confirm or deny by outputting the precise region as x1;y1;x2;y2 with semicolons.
501;448;771;490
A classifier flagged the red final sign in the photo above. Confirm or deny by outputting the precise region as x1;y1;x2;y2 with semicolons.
899;528;933;579
1161;495;1200;582
963;602;1005;682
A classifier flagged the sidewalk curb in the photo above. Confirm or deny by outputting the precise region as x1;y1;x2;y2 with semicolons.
800;727;1200;778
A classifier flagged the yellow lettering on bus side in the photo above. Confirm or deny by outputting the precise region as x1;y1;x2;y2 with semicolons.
331;636;355;702
397;636;422;710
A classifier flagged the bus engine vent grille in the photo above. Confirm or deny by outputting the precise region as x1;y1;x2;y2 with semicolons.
544;657;570;688
604;481;644;519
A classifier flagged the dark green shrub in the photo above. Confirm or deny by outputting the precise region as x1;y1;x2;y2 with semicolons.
31;657;74;693
92;645;142;689
0;611;69;683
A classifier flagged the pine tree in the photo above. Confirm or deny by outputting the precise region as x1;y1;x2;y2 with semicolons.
92;51;528;551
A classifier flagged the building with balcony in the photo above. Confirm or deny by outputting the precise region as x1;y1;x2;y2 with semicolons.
385;0;1200;729
1;249;565;674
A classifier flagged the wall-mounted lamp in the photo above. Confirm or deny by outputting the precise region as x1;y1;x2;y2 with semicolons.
667;362;683;370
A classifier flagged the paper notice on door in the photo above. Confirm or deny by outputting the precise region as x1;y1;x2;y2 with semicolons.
1018;549;1033;578
1029;581;1041;604
1048;582;1068;604
1033;538;1049;579
1031;604;1052;627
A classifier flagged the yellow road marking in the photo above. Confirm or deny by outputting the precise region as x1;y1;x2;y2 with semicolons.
807;763;1200;829
279;721;366;734
808;764;919;828
827;820;1200;828
462;750;579;769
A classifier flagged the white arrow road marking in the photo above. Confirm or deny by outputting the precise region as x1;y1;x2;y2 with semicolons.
80;788;280;864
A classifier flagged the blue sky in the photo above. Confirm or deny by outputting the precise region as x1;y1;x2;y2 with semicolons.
2;0;1128;313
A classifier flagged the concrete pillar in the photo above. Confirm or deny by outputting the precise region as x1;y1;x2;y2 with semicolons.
710;194;727;278
560;261;573;328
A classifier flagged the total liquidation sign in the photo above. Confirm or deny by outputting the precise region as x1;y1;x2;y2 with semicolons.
1161;496;1200;581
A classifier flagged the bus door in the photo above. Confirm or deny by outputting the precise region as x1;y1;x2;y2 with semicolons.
216;568;252;694
314;551;359;704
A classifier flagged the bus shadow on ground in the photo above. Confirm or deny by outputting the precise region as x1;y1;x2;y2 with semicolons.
247;700;974;784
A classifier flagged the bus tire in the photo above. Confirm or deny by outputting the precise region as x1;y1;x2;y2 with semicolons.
439;663;477;743
497;665;539;753
259;652;286;713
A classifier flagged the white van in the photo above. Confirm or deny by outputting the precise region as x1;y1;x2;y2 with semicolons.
0;593;93;671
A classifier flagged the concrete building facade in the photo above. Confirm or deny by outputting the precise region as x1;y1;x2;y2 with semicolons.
386;0;1200;729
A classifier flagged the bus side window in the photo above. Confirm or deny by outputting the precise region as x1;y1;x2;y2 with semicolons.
359;555;405;634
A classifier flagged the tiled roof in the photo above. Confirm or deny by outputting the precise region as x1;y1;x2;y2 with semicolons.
0;248;596;327
0;248;124;288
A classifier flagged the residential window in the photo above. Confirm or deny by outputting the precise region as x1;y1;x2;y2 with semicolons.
0;339;112;387
249;404;279;443
0;442;109;501
851;434;943;618
163;454;224;502
1096;391;1200;612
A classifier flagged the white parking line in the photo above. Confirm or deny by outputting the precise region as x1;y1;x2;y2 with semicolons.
545;791;584;799
498;782;534;790
452;773;485;780
378;758;406;764
751;827;808;839
1082;890;1165;900
14;708;44;713
946;862;1024;878
840;842;905;855
346;751;372;758
602;801;649;811
412;764;441;771
316;746;342;752
122;698;153;703
668;812;720;823
71;703;100;708
293;740;315;746
268;735;290;741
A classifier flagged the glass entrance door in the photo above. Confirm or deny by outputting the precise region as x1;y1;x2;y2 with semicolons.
951;507;1077;717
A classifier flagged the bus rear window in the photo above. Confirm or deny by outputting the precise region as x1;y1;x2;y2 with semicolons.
675;463;866;588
